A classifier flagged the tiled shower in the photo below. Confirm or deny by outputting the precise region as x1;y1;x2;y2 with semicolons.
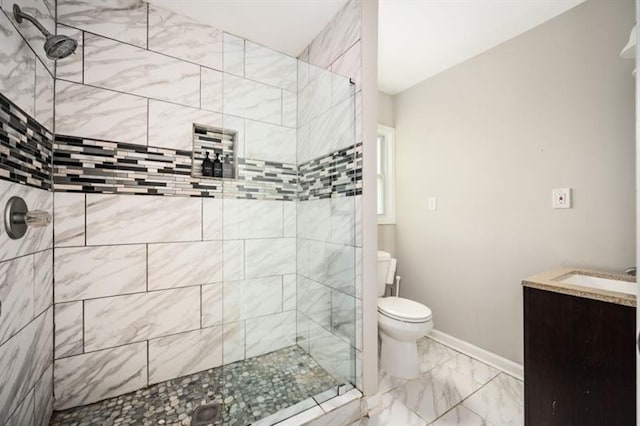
0;0;365;424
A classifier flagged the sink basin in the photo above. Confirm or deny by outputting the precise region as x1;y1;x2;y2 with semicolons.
558;273;636;296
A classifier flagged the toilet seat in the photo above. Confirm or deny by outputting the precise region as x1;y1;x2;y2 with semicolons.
378;297;432;323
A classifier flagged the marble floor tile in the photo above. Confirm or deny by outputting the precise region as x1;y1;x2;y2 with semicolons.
391;361;484;424
462;373;524;426
432;405;489;426
446;353;500;386
362;393;426;426
377;368;409;395
417;337;458;372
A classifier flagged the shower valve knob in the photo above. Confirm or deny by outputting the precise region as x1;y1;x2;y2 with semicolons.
4;196;51;239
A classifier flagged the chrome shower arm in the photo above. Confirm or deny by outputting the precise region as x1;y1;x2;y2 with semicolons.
13;4;52;37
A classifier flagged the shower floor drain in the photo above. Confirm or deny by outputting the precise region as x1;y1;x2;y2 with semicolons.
191;403;223;425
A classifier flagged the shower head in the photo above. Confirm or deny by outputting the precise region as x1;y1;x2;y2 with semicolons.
13;4;78;60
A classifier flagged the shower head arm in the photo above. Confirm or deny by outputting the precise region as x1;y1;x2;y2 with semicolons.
13;4;51;37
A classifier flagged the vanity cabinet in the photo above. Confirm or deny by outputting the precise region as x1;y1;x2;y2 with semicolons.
523;286;635;425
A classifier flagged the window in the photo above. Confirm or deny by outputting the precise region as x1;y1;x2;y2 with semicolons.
377;125;395;224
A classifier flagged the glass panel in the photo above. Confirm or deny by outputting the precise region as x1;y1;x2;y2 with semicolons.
208;57;356;425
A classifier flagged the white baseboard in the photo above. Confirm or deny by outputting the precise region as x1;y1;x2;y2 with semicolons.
429;329;524;381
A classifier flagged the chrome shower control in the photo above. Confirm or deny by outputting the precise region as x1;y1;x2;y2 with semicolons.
4;196;51;239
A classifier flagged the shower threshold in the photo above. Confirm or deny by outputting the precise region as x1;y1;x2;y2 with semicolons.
50;345;342;426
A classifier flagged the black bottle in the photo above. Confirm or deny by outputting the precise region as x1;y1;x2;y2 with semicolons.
213;153;223;178
202;151;213;177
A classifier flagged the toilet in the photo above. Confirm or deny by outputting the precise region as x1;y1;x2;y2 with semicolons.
377;251;433;379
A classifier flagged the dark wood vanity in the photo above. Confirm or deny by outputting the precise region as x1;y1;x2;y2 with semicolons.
523;269;636;425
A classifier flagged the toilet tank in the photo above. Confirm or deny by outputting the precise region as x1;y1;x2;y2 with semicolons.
377;251;392;296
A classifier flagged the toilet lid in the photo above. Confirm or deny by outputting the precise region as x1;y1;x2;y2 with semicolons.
378;297;432;323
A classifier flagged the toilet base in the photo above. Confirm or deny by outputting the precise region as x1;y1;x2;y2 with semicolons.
379;331;420;379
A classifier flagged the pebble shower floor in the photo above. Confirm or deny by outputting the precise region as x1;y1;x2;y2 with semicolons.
50;346;341;425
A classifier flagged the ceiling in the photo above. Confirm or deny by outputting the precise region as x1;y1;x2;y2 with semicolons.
145;0;348;57
379;0;586;95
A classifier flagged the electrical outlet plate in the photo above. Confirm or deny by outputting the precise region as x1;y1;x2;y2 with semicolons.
552;188;571;209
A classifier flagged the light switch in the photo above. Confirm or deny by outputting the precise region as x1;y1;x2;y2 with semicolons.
552;188;571;209
428;197;437;211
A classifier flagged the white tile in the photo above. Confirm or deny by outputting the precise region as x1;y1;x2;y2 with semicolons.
0;256;34;347
308;95;355;160
363;393;425;426
245;120;296;164
462;373;524;426
307;0;361;69
223;73;282;125
148;4;222;70
223;321;245;363
354;195;362;247
33;249;53;315
223;33;244;76
53;342;147;410
202;283;223;327
55;80;147;145
355;90;362;143
223;240;244;281
223;199;283;239
6;389;34;426
298;66;331;131
56;25;83;83
331;196;355;245
308;241;355;295
307;399;361;426
86;194;201;245
377;369;409;397
57;0;148;48
202;198;223;240
223;276;282;322
331;41;361;94
284;202;296;238
297;276;331;329
35;59;54;131
391;362;484;424
34;364;53;426
84;33;200;107
432;405;487;426
417;338;458;373
201;68;223;112
245;41;297;91
331;290;355;346
282;90;297;128
148;241;222;290
0;12;36;116
446;353;500;385
253;397;317;426
54;301;83;358
296;311;311;353
84;287;200;351
320;388;362;412
276;406;324;426
148;100;222;150
0;308;52;424
148;326;223;384
282;274;296;311
245;238;296;278
297;199;331;241
223;114;246;157
54;192;85;247
3;0;56;73
245;311;295;358
309;322;354;383
54;245;146;302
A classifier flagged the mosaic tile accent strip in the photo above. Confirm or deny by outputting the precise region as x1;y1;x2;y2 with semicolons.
298;143;362;201
50;345;341;426
53;136;297;200
0;93;53;190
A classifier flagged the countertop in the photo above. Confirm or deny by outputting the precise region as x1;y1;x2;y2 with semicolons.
522;267;636;307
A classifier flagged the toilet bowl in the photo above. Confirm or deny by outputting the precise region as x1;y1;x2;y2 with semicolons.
377;251;433;379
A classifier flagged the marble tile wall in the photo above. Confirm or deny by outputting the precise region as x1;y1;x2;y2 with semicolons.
0;2;55;424
296;0;364;390
52;192;299;410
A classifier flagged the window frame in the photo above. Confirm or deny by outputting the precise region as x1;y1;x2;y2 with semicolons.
377;124;396;225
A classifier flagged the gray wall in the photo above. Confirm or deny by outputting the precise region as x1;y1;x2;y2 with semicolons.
393;0;635;364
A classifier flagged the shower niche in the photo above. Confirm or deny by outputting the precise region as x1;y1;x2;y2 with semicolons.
192;124;237;179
